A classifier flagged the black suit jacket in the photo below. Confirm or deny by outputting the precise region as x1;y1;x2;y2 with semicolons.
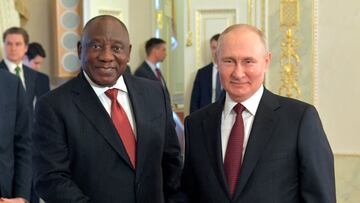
180;88;336;203
33;72;182;202
135;61;170;101
0;69;32;200
0;60;50;114
189;63;213;113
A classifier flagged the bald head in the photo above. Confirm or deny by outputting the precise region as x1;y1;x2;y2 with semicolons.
80;15;129;45
217;24;268;56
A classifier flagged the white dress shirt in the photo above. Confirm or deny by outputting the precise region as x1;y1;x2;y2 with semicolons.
83;71;137;138
4;58;26;88
221;85;264;161
211;63;219;103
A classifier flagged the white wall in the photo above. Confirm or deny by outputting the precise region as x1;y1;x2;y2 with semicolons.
318;0;360;154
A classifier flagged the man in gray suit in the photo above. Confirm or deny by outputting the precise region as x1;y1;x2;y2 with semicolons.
179;24;336;202
0;69;31;203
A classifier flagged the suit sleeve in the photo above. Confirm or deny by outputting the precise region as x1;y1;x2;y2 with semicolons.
161;84;183;202
13;80;32;200
298;105;336;203
33;99;90;203
189;71;201;113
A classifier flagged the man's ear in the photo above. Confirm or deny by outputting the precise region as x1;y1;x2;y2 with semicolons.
77;41;82;59
127;44;132;63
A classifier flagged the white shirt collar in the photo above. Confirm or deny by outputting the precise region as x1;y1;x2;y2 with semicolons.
223;85;264;118
83;70;128;96
4;58;23;73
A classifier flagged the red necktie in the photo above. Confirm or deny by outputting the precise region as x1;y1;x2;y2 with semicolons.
155;68;162;81
105;88;136;168
224;103;245;197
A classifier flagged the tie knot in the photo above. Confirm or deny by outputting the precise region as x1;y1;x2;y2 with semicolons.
15;66;21;76
155;68;162;80
105;88;118;100
233;103;245;114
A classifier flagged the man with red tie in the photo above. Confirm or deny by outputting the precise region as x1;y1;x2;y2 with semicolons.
134;38;170;100
32;15;182;203
179;24;335;202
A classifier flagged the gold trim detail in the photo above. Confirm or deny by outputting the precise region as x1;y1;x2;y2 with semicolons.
156;10;164;29
186;0;193;46
279;0;301;98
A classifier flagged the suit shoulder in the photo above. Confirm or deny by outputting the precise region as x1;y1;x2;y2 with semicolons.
265;90;316;116
197;63;213;74
37;71;50;80
134;62;147;75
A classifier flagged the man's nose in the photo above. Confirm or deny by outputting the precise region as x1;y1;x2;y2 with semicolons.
233;63;246;77
98;47;114;61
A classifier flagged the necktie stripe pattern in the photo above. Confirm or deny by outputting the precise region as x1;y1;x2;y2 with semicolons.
224;103;245;197
105;88;136;168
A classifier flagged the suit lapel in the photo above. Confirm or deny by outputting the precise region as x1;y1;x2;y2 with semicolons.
143;62;159;81
23;66;37;104
71;73;134;169
233;89;280;199
202;96;229;196
123;73;154;179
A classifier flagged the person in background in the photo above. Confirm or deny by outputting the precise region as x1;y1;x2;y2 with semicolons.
23;42;46;71
0;69;32;203
190;33;223;113
134;37;170;99
179;24;336;202
32;15;182;203
0;27;50;114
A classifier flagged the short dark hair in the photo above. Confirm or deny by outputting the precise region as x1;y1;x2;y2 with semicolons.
210;33;220;42
3;27;29;45
26;42;46;60
145;38;166;56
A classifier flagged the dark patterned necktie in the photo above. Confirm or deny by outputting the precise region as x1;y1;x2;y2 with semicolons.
224;103;245;197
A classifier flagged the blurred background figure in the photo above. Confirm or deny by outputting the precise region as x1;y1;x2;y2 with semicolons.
23;42;46;71
190;33;223;113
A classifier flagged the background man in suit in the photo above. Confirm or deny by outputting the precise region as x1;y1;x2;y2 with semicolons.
179;24;336;202
134;38;170;98
32;15;182;202
190;33;222;113
23;42;46;71
134;37;185;157
0;69;32;203
1;27;50;203
1;27;50;115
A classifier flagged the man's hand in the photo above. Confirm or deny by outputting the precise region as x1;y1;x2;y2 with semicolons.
0;197;27;203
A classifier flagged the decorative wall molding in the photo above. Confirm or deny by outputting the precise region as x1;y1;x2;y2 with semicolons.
195;9;236;69
54;0;82;78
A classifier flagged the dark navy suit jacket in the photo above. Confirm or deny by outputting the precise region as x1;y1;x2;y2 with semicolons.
190;63;213;113
33;72;182;202
0;69;32;200
180;88;336;202
0;60;50;115
134;61;171;101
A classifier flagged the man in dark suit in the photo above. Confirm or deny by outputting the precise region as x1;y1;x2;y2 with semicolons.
33;15;182;203
1;27;50;115
134;38;170;99
189;33;222;113
179;24;336;202
0;69;32;203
